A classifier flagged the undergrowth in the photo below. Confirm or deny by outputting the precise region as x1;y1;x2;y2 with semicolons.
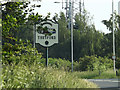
2;62;98;88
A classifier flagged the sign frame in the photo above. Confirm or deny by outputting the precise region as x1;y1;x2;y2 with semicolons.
35;20;58;47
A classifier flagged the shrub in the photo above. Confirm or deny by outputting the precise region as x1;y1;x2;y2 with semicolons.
48;58;71;71
36;58;79;71
2;40;42;65
116;57;120;69
79;55;113;71
116;69;120;76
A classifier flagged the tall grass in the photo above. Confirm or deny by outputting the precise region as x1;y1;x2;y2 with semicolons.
97;69;117;79
72;69;118;79
2;62;98;88
72;71;99;79
0;67;2;89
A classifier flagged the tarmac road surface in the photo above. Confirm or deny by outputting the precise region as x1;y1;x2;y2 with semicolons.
87;79;120;90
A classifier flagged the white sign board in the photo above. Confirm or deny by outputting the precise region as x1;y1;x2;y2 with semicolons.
35;20;58;47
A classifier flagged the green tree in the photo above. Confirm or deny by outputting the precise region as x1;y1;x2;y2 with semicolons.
49;12;71;60
102;13;120;57
1;1;47;64
102;12;120;69
73;13;104;60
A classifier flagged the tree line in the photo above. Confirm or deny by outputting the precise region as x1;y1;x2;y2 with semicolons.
1;2;120;69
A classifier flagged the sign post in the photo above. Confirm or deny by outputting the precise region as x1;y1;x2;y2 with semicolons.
46;47;48;67
35;20;58;67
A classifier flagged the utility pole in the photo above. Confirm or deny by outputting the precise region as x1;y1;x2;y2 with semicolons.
68;0;71;29
65;0;68;21
69;0;74;72
54;0;83;72
118;1;120;15
79;0;81;15
118;1;120;29
112;0;116;72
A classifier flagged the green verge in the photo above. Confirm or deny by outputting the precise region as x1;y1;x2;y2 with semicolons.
72;69;118;79
2;62;99;88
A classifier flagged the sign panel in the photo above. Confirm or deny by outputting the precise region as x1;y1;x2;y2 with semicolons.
112;55;116;60
35;20;58;47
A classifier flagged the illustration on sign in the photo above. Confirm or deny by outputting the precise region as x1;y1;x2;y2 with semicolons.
37;26;56;36
35;20;58;47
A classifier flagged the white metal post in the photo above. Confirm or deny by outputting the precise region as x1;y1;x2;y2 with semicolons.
118;1;120;15
70;0;74;72
66;0;68;21
112;0;116;72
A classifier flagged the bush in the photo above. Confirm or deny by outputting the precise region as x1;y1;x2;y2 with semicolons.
116;69;120;76
2;40;42;65
116;57;120;69
36;58;80;71
48;58;71;71
79;55;113;71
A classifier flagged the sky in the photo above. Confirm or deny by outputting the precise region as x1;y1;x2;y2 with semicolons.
33;0;120;34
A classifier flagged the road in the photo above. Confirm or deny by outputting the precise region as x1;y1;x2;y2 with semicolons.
87;79;120;90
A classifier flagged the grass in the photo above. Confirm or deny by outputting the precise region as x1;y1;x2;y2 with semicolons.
72;69;118;79
0;69;2;89
94;69;117;79
72;71;99;79
2;60;119;88
0;62;2;89
2;62;99;88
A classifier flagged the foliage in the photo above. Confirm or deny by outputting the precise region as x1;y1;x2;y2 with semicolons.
73;71;99;79
78;55;113;71
35;57;79;72
2;62;98;88
2;2;29;39
73;69;117;79
2;39;42;65
48;12;71;60
102;12;120;60
48;58;71;71
102;12;119;32
30;55;113;73
47;11;106;61
117;69;120;76
99;69;117;79
116;57;120;69
2;1;117;64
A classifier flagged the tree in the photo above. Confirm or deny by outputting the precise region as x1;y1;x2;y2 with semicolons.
73;13;104;60
102;12;120;58
49;12;71;60
102;12;120;69
1;1;47;64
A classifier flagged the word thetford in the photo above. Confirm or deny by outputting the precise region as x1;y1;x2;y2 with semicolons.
37;36;56;40
35;20;58;47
